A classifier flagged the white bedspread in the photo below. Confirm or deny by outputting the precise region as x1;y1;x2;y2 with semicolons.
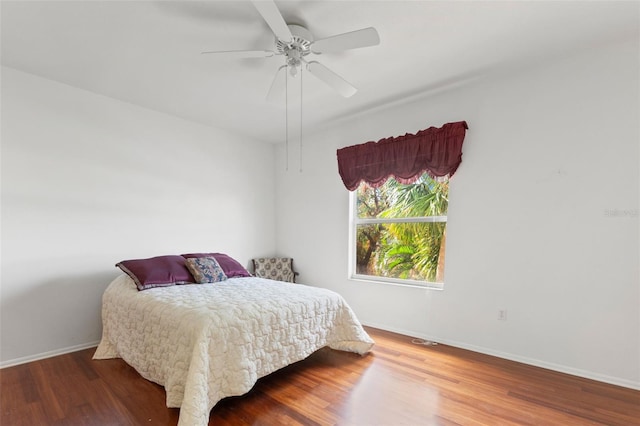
93;274;374;426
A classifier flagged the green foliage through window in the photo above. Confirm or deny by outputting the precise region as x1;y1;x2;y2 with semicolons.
354;173;448;284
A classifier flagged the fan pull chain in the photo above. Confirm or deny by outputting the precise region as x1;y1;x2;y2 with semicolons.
299;66;303;173
285;67;289;172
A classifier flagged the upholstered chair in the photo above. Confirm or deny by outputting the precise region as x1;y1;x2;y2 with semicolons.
252;257;299;283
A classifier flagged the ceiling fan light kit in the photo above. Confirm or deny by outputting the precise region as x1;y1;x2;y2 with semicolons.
277;24;312;77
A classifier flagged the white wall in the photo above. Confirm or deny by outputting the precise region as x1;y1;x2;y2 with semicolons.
1;67;277;364
275;39;639;389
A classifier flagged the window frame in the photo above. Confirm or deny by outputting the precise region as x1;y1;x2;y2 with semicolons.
348;185;447;290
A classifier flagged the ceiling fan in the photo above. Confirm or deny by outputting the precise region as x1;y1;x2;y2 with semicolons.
201;0;380;100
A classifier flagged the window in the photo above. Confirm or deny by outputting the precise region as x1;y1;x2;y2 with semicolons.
349;172;448;288
338;121;467;288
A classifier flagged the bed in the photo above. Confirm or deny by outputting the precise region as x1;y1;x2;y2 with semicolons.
93;271;374;426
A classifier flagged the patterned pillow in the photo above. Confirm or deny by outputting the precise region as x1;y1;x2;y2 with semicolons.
185;257;227;284
181;253;252;278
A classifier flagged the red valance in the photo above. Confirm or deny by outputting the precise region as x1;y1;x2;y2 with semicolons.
336;121;468;191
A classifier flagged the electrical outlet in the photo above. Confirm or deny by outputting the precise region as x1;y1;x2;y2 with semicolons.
498;309;507;321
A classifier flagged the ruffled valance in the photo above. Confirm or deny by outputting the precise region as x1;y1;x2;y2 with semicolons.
336;121;468;191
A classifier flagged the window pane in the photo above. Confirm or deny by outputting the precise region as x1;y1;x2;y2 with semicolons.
355;221;446;283
356;174;448;219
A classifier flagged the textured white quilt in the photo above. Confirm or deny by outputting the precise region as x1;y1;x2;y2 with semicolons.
93;274;374;426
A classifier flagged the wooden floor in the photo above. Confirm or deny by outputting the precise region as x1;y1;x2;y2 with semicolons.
1;327;638;425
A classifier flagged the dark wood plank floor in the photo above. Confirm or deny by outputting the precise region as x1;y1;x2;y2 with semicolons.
1;327;638;425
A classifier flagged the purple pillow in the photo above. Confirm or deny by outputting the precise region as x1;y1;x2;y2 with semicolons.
181;253;251;278
116;255;195;291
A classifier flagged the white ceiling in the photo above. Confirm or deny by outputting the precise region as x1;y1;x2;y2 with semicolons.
2;1;638;143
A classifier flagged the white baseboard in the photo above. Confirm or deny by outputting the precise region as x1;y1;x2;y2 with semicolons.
362;321;640;391
0;341;100;369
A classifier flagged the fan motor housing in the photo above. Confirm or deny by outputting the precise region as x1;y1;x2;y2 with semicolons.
276;24;313;58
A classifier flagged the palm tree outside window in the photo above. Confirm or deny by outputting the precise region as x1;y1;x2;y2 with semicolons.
350;173;448;287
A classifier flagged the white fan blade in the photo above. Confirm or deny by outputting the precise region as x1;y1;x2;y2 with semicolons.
267;65;287;103
307;61;357;98
251;0;293;43
200;50;275;59
311;27;380;54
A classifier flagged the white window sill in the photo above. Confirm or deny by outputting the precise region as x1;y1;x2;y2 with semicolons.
349;274;444;290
